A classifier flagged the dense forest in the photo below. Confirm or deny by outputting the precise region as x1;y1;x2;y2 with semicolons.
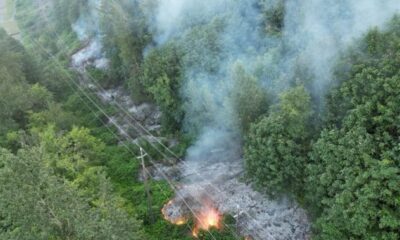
1;0;399;239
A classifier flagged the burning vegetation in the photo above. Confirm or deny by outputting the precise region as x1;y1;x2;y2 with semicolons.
192;205;222;237
162;197;223;238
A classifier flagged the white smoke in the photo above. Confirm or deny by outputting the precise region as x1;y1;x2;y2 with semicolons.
72;0;102;41
150;0;273;169
149;0;400;154
153;0;186;44
284;0;400;94
153;0;234;45
71;0;109;69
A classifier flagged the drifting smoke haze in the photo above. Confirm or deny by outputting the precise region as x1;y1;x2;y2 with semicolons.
72;0;101;40
152;0;272;171
70;1;400;163
284;0;400;94
149;0;400;169
71;0;108;69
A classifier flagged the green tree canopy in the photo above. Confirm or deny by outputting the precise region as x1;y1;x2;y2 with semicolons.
0;147;144;240
231;63;270;133
244;85;312;196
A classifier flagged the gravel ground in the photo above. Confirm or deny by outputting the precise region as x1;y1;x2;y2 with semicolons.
161;158;311;240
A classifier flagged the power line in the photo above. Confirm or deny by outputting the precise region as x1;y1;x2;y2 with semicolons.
27;73;197;236
64;86;197;236
27;36;220;240
68;35;262;239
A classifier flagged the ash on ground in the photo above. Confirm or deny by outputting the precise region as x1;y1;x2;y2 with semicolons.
159;156;311;240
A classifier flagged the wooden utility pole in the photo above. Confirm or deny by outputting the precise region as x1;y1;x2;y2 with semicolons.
139;147;154;223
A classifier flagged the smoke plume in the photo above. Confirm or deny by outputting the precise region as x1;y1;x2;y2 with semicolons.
149;0;400;168
284;0;400;94
71;0;108;69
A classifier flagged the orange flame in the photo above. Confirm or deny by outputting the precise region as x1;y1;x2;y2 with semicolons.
192;206;222;237
161;199;222;238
